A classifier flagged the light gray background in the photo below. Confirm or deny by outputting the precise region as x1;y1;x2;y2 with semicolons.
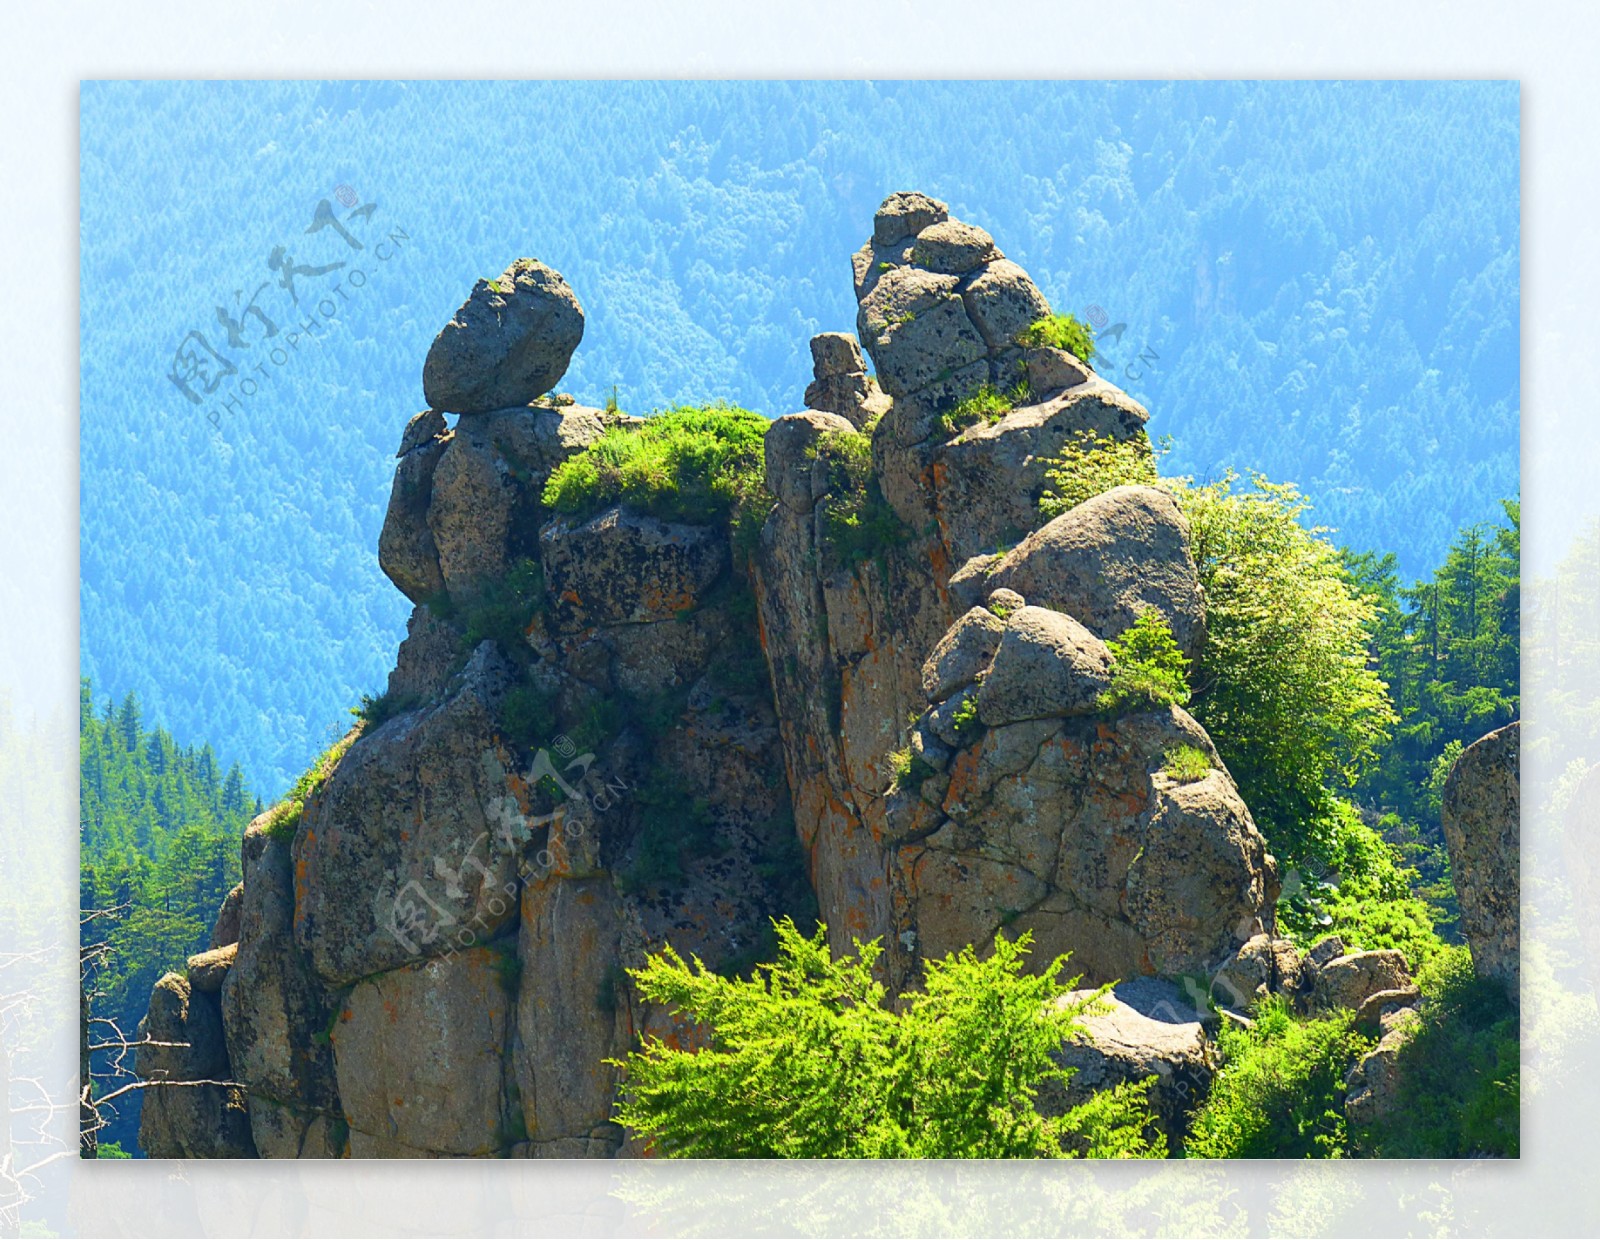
3;1;1592;1235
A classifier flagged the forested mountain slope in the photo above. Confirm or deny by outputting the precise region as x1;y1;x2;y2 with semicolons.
79;80;1519;794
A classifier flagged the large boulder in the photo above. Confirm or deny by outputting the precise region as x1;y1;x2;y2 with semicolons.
1042;977;1215;1149
540;505;730;633
896;705;1276;985
422;258;584;414
292;643;522;984
1441;721;1520;1000
856;266;986;401
921;606;1005;703
1310;950;1413;1014
333;946;515;1157
138;972;256;1159
932;380;1151;564
975;605;1112;726
985;485;1205;660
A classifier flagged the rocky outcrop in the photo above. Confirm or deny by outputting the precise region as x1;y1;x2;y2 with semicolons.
423;258;585;414
1441;721;1520;1000
1041;977;1216;1149
137;972;255;1159
803;332;890;430
140;204;1295;1160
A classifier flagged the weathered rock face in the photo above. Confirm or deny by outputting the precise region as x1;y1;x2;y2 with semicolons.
293;644;522;985
221;818;341;1158
1441;721;1520;1000
333;946;515;1157
423;258;585;414
138;972;255;1159
142;198;1293;1161
985;485;1206;660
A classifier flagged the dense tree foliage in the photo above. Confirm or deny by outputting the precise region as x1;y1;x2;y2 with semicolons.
80;80;1518;795
611;919;1163;1159
78;679;256;1154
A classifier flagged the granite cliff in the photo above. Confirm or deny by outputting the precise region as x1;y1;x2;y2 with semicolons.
139;194;1468;1159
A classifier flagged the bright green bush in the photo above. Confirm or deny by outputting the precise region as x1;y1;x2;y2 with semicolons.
541;404;772;541
1018;312;1098;362
1039;430;1161;518
1098;610;1192;715
1172;472;1397;871
611;920;1164;1158
1275;797;1446;970
1350;945;1519;1157
1185;997;1371;1158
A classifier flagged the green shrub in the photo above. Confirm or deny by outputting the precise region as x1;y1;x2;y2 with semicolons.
499;683;557;750
461;558;546;649
541;404;772;551
1039;430;1161;518
1349;946;1519;1157
1274;797;1445;971
939;381;1029;437
1172;472;1397;872
887;745;935;792
1160;744;1211;783
610;920;1164;1158
813;429;910;569
1097;610;1192;715
260;729;360;840
1185;997;1371;1158
1018;312;1098;363
616;769;718;894
350;688;421;730
950;696;980;736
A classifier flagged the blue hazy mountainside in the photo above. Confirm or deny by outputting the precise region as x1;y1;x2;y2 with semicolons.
79;80;1519;796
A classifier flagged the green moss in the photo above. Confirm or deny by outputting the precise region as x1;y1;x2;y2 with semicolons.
461;558;546;650
1018;312;1098;362
541;404;772;547
261;729;360;841
1160;744;1211;784
812;429;910;570
499;683;557;750
616;770;719;894
938;381;1029;437
887;745;935;792
490;943;522;998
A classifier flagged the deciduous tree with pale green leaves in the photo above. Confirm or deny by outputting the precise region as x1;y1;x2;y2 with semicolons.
610;919;1164;1159
1173;472;1399;870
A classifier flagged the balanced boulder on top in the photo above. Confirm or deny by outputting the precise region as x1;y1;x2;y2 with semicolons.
423;258;585;414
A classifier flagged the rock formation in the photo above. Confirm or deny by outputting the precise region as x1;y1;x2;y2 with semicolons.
140;193;1295;1158
1441;720;1520;1001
